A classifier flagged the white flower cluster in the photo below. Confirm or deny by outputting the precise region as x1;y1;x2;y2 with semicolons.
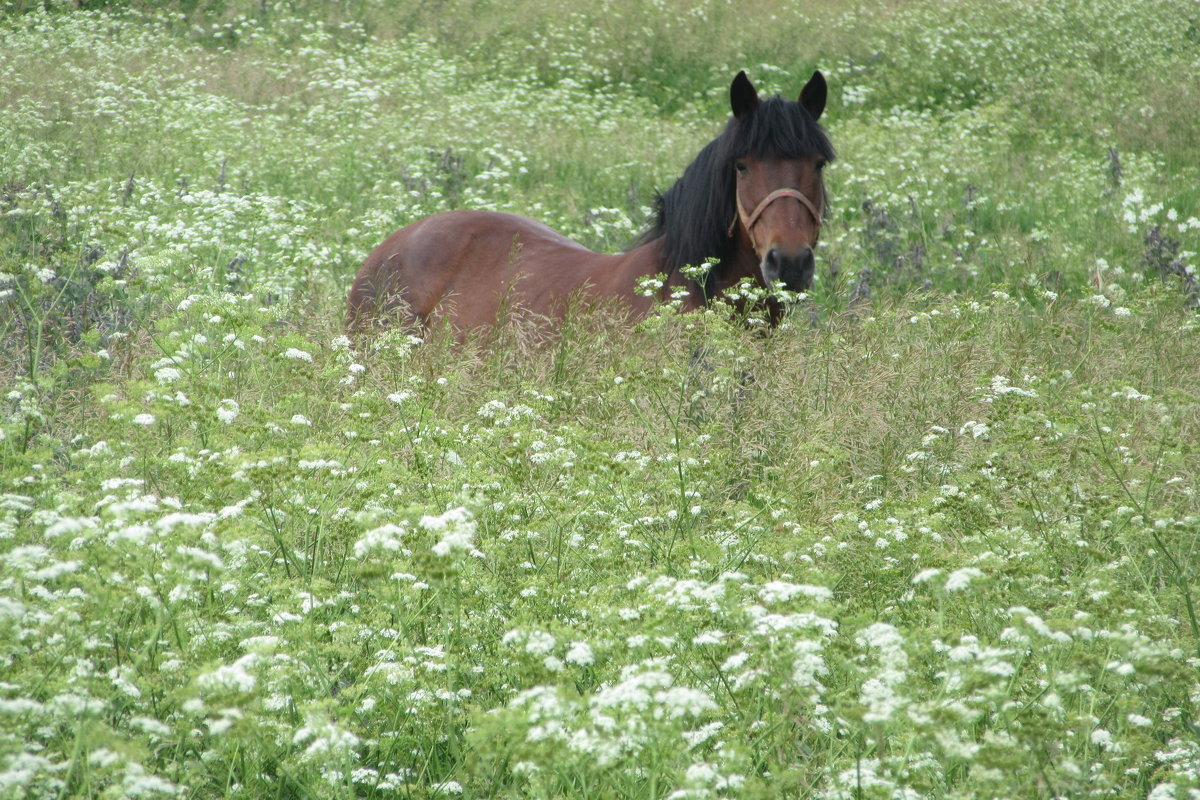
421;506;480;558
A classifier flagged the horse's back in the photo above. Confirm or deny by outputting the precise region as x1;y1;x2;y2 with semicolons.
345;210;598;332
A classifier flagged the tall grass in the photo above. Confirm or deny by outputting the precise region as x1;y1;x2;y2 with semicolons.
1;1;1199;798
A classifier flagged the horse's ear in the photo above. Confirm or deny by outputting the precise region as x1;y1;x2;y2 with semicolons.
730;70;759;119
799;70;827;121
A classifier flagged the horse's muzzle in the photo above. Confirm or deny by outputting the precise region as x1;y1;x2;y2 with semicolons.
762;245;815;293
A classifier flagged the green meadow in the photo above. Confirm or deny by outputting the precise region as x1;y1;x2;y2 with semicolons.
2;0;1199;797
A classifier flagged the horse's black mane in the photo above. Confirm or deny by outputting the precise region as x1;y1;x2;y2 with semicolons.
636;95;836;281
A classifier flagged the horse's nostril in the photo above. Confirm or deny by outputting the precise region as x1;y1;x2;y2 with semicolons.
800;246;814;271
779;247;814;291
762;246;815;291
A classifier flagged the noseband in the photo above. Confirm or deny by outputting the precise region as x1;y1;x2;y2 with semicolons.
729;187;823;254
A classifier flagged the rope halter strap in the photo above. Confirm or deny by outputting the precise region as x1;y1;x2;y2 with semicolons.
729;187;823;254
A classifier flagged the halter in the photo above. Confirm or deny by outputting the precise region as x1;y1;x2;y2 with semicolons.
729;187;823;254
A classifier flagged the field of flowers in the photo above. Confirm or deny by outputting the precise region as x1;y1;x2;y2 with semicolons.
2;0;1199;797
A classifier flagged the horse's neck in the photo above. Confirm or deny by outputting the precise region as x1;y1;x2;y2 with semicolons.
661;270;707;312
709;239;761;294
616;234;762;312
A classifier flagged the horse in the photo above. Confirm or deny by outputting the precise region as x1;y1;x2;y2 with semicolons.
345;70;835;334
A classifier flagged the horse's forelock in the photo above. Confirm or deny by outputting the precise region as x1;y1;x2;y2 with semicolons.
726;95;836;163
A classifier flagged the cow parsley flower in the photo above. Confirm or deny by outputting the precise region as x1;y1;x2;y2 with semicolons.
945;567;984;592
565;641;594;666
1113;386;1149;401
196;654;259;694
655;686;717;720
525;631;556;656
216;399;239;424
912;568;942;585
354;523;408;557
759;581;833;603
294;713;361;763
282;347;313;362
860;677;904;723
422;507;477;557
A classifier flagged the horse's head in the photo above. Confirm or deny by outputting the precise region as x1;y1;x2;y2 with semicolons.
727;70;832;294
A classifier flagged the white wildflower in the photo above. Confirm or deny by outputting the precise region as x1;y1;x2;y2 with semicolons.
912;568;942;585
525;631;556;656
196;654;259;694
1113;386;1149;401
655;686;717;719
945;567;984;592
791;639;829;688
959;420;989;439
294;713;361;763
692;630;725;646
860;677;904;723
1148;783;1177;800
216;399;239;424
759;581;833;603
857;623;908;671
564;641;594;666
282;348;313;362
422;507;476;557
353;523;408;557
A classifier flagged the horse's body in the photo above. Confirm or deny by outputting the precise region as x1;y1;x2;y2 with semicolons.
346;210;683;330
346;71;835;334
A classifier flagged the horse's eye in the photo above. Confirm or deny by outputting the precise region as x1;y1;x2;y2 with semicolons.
735;161;749;175
816;160;827;171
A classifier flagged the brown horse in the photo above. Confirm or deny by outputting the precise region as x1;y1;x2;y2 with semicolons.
345;70;835;333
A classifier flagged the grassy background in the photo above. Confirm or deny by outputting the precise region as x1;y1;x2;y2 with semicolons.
1;0;1199;798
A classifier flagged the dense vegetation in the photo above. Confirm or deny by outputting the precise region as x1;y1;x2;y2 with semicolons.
2;0;1198;797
